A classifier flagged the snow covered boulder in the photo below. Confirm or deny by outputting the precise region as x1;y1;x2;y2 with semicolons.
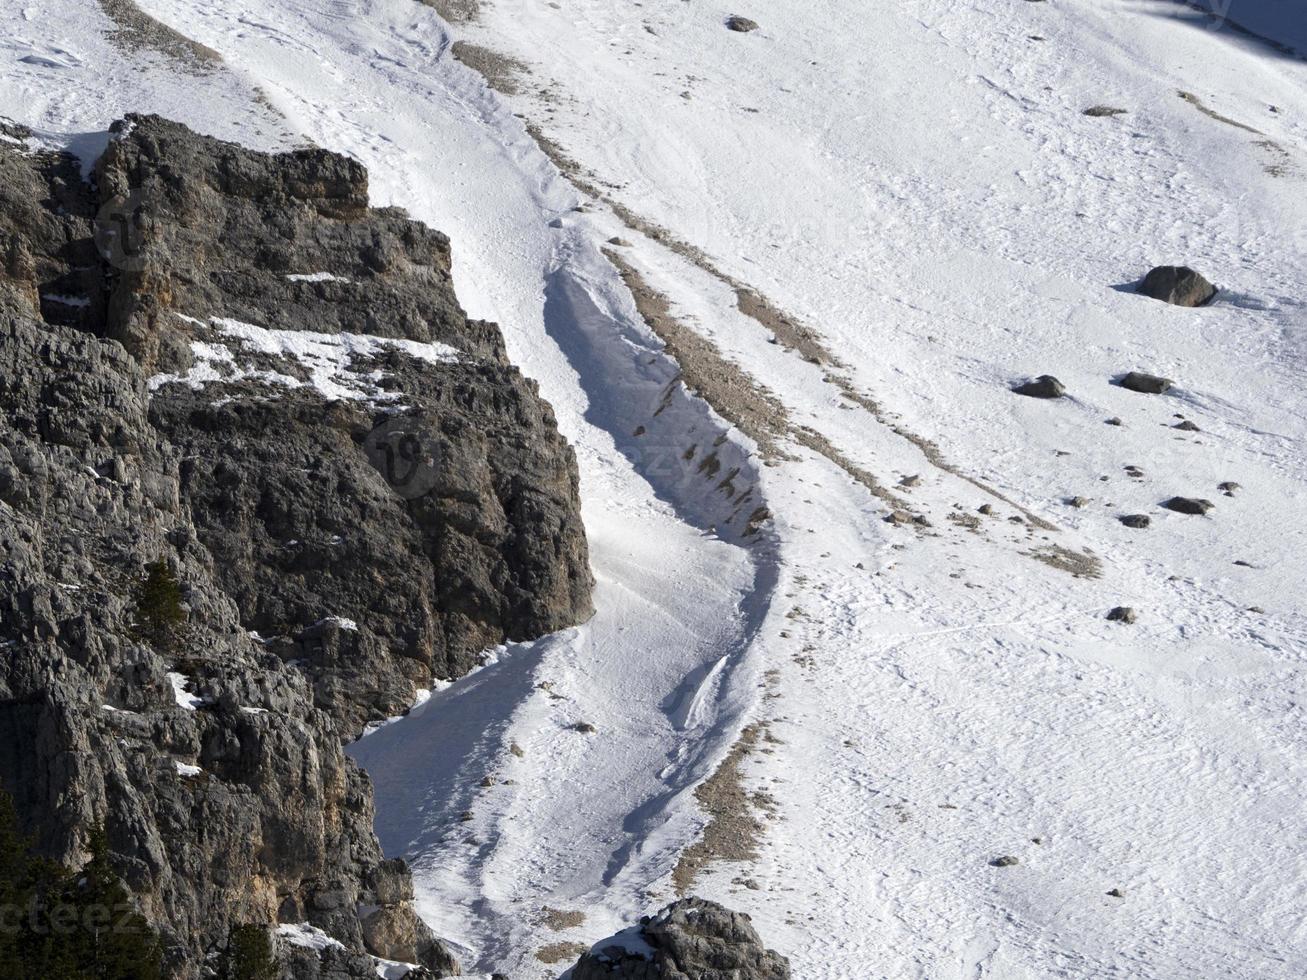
1137;266;1216;307
569;898;790;980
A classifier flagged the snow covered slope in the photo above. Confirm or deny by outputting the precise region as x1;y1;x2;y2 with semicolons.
6;0;1305;977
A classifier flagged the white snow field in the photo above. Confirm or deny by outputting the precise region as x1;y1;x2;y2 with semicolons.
5;1;1306;978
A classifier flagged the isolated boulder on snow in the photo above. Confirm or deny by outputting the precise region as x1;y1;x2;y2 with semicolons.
1117;372;1173;395
1012;375;1066;399
1162;496;1214;515
726;15;760;32
569;897;791;980
1137;266;1216;307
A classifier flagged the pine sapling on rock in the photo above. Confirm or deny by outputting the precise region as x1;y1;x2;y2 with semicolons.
130;559;187;651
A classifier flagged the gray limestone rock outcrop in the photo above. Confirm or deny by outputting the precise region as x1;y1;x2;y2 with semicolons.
568;897;791;980
1;115;592;977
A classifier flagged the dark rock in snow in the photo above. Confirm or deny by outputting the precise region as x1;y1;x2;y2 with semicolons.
570;897;791;980
726;15;760;32
1137;266;1216;307
1084;106;1128;117
1118;372;1173;395
990;856;1020;868
1218;481;1240;496
1012;375;1066;399
1120;514;1151;529
1162;496;1214;515
1173;420;1201;432
1107;606;1138;624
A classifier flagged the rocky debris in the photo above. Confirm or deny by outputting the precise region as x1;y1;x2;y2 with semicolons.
1120;514;1151;529
885;509;930;527
977;504;995;516
898;474;922;488
569;898;791;980
1107;606;1138;624
1218;481;1240;496
1012;375;1065;399
1137;265;1217;307
1084;106;1128;117
1173;420;1201;432
726;15;760;32
1117;372;1173;395
1105;417;1123;426
1162;496;1214;515
1107;888;1126;898
0;116;593;978
607;237;633;247
989;856;1020;868
573;721;598;734
1067;496;1090;508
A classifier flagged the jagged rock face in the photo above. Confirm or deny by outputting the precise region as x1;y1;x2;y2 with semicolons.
0;115;592;978
570;898;792;980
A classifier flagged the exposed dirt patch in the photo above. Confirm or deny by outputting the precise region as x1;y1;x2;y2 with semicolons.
1177;90;1262;134
96;0;222;71
736;287;840;367
535;941;588;964
1027;544;1102;579
539;907;586;931
419;0;480;22
673;722;777;894
606;249;789;458
451;41;528;94
793;427;909;511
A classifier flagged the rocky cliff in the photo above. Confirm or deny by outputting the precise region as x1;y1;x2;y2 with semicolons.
0;114;592;977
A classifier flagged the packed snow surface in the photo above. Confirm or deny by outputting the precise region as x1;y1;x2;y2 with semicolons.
5;0;1306;978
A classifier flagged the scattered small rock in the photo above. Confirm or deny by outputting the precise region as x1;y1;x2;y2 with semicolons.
1172;420;1201;432
1162;496;1214;515
1118;372;1173;395
1218;481;1240;496
1233;560;1252;567
898;474;922;488
978;504;995;516
1107;888;1125;898
1084;106;1128;117
1105;417;1123;426
1012;375;1066;399
1107;606;1138;624
1067;496;1090;508
1137;265;1217;307
990;855;1020;868
725;15;760;32
572;721;598;734
1120;514;1150;529
607;237;632;247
